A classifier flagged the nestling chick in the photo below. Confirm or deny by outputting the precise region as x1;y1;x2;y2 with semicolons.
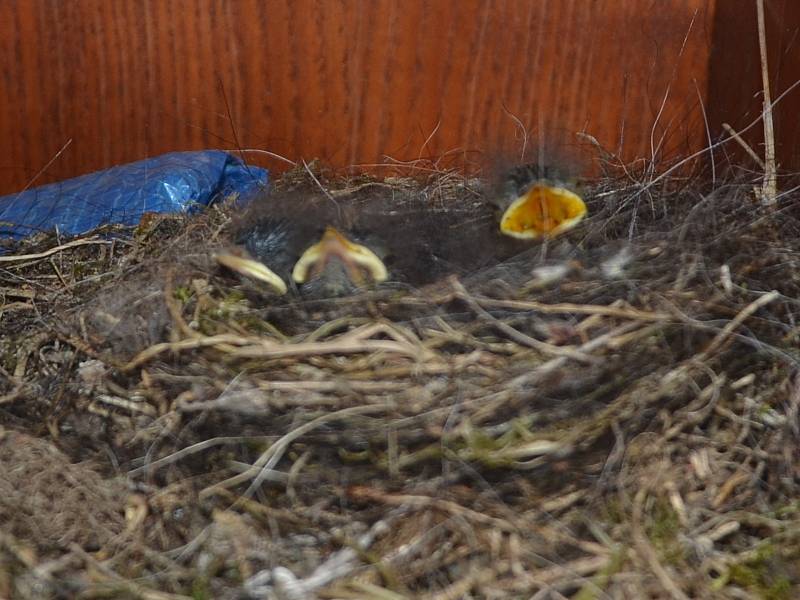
489;163;587;240
216;188;388;298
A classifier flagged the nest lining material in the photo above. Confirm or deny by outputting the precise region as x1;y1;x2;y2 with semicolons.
0;163;799;599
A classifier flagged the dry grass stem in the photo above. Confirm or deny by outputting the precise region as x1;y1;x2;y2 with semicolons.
756;0;777;205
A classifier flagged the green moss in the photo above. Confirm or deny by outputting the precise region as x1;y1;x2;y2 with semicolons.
600;498;626;526
71;262;87;279
395;445;443;469
339;447;373;462
646;500;684;566
190;577;212;600
772;502;799;519
453;425;517;468
574;547;626;600
173;286;193;303
724;544;794;600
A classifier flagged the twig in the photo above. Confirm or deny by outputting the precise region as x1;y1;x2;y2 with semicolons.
0;238;111;263
244;516;395;599
721;123;765;169
631;488;691;600
163;270;198;339
200;404;390;500
236;148;297;166
699;290;779;358
302;159;338;205
450;277;595;363
128;436;272;477
502;103;529;161
0;384;29;406
756;0;777;205
628;75;800;202
122;334;258;372
422;563;508;600
417;118;442;163
224;338;432;361
649;9;698;168
347;486;518;533
694;79;716;185
467;296;671;322
0;301;34;315
69;544;192;600
12;138;72;197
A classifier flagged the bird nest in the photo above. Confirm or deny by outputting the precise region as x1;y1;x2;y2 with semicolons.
1;161;799;599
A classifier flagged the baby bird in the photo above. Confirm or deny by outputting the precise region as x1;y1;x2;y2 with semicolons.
215;163;589;299
216;187;388;298
489;163;587;240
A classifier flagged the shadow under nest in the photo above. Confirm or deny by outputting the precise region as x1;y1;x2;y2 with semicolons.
0;164;799;599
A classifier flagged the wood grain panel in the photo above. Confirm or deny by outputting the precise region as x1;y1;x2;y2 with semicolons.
708;0;800;170
0;0;714;194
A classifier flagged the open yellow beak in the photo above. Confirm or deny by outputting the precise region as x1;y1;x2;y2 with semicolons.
215;252;288;295
292;227;388;285
499;184;587;240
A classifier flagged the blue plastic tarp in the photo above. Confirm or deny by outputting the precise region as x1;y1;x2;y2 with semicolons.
0;150;268;244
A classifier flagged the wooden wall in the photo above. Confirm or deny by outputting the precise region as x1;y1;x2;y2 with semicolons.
3;0;794;195
707;0;800;171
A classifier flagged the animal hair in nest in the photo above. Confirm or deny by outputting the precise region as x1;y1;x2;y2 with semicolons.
0;428;127;553
76;276;172;359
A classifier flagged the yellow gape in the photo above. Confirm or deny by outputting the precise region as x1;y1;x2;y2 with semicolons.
500;184;587;239
292;227;388;285
215;252;288;295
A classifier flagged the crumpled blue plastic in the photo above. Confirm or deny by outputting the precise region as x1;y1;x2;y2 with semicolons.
0;150;268;244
